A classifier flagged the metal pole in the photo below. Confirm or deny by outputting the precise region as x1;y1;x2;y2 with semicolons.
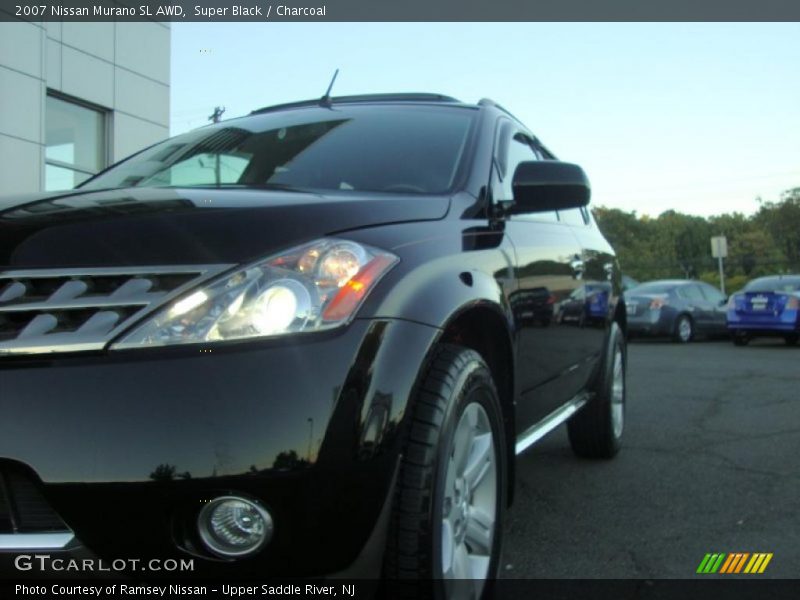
307;418;313;461
718;256;726;296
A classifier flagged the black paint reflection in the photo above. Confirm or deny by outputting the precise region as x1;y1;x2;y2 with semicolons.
555;282;610;328
149;464;192;481
510;286;555;327
461;225;505;252
505;217;587;423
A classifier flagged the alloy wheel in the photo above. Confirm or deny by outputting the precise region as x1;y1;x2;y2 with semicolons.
440;401;497;599
610;346;625;439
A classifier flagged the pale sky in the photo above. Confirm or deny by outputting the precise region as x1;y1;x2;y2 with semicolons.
170;23;800;218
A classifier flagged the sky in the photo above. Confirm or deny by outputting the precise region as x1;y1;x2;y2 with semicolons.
170;23;800;218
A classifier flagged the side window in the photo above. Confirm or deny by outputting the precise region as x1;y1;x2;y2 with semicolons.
558;204;591;227
700;284;725;304
569;287;586;301
495;122;558;222
498;132;538;201
679;285;705;301
557;207;587;226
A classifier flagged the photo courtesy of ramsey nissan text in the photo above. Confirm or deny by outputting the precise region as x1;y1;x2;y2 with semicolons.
1;2;799;599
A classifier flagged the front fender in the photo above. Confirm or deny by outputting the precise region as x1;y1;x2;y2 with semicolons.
352;222;517;331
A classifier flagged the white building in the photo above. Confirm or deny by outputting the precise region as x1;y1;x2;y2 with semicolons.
0;21;170;196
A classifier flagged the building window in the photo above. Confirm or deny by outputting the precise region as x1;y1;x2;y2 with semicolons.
45;94;107;191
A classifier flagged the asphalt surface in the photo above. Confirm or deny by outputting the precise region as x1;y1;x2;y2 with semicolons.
502;337;800;578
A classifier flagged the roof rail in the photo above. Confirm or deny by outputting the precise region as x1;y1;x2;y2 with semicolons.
478;97;529;128
250;93;461;115
479;97;513;115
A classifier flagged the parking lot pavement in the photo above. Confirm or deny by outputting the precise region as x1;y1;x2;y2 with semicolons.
502;338;800;578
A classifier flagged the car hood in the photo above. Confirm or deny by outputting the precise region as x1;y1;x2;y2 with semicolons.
0;187;450;268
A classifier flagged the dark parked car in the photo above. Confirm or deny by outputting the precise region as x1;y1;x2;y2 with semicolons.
625;280;727;342
556;282;611;326
0;94;627;595
727;275;800;346
510;286;555;326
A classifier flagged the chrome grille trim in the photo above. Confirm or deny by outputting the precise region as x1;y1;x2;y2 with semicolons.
0;295;166;312
0;532;74;549
0;264;234;356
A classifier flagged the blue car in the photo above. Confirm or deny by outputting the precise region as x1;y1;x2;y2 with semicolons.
556;282;610;325
625;280;728;343
727;275;800;346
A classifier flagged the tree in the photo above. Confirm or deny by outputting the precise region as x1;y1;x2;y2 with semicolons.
592;185;799;282
730;229;785;276
755;188;800;265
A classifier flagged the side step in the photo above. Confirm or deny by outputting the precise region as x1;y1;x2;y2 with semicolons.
515;392;591;455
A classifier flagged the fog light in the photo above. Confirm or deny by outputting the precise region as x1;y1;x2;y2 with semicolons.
198;496;273;558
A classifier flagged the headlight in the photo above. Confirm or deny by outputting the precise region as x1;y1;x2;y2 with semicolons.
111;239;398;349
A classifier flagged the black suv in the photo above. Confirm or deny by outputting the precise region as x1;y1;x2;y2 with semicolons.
0;94;626;595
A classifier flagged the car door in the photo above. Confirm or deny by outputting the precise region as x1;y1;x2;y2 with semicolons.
698;282;729;333
679;283;713;332
492;120;588;429
557;202;614;378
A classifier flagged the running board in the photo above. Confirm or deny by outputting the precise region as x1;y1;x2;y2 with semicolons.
515;392;591;455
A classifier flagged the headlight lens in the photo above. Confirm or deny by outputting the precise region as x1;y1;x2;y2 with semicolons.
111;239;398;348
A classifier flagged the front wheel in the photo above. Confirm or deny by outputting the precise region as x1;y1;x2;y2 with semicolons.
384;345;506;600
567;321;626;459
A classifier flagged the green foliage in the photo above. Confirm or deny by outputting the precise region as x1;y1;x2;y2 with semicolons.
593;187;800;286
698;272;750;294
754;188;800;263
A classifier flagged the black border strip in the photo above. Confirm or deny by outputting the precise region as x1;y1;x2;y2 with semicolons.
3;0;800;22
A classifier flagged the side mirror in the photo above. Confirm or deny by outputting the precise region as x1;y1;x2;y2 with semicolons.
509;161;590;214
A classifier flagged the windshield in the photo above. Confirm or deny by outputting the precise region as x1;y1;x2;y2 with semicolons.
743;276;800;293
82;105;476;194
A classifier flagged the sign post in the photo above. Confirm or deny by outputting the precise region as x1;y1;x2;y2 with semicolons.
711;236;728;295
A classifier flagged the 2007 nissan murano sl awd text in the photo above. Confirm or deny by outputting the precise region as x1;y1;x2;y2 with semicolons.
0;93;627;598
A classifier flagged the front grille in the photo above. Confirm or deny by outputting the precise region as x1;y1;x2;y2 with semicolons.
0;465;66;533
0;265;231;356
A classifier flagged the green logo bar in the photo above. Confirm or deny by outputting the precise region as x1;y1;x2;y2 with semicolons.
696;554;713;573
710;554;726;573
697;553;727;573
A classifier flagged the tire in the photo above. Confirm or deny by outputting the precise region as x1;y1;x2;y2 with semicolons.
672;314;694;343
384;345;506;600
567;321;625;459
785;334;799;346
731;331;750;346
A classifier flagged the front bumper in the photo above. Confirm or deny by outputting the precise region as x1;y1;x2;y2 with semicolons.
0;318;440;577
